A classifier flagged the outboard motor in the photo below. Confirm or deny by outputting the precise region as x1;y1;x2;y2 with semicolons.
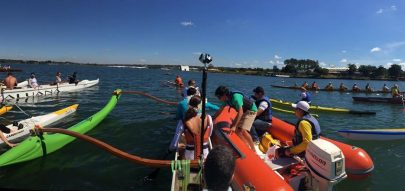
305;139;347;191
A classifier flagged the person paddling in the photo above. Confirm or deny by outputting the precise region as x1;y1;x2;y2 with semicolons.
280;101;321;157
310;81;319;91
214;86;257;151
250;86;272;144
365;83;372;92
301;81;309;89
339;83;348;91
382;84;389;92
352;83;360;92
325;82;333;91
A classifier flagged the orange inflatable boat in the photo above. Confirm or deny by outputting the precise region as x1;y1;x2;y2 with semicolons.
213;106;374;191
269;117;374;178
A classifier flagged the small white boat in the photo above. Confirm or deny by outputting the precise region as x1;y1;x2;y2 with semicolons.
338;129;405;140
274;74;290;78
1;104;78;146
2;79;99;100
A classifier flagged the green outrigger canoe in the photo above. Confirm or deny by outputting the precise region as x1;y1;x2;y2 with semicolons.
0;89;121;167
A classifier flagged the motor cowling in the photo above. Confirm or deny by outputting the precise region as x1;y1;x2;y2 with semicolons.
305;139;347;191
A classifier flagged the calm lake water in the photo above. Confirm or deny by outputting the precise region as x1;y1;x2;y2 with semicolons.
0;63;404;190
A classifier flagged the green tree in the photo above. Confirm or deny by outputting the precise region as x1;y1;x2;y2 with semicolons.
347;64;357;75
358;65;377;77
388;64;402;79
273;65;280;72
281;64;297;74
374;65;387;78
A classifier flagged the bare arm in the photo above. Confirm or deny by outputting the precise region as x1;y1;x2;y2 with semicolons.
231;107;244;131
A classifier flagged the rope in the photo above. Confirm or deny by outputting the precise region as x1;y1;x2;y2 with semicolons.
13;103;32;118
121;90;178;106
36;127;200;168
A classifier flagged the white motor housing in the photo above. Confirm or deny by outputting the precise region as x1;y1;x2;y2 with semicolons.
305;139;347;191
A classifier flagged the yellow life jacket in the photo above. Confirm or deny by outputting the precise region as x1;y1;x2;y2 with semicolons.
259;133;281;153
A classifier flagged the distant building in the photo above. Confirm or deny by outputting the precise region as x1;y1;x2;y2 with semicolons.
180;65;190;71
325;67;349;74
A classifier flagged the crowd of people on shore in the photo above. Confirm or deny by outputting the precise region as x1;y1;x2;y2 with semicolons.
297;81;401;97
1;72;79;90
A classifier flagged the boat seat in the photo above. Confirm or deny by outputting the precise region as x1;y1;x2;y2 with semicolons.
265;157;299;171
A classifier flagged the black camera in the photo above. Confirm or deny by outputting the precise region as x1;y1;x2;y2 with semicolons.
199;53;212;64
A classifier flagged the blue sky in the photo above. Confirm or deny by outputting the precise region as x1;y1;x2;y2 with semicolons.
0;0;404;68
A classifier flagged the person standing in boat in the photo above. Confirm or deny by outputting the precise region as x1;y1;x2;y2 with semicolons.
183;96;213;160
352;83;360;92
3;72;17;90
391;84;400;97
215;86;257;151
299;87;312;104
28;73;39;89
339;83;348;91
324;82;333;91
249;86;272;144
55;72;62;85
281;101;321;157
382;84;390;92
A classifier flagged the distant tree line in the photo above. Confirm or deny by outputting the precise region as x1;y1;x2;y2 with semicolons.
347;63;402;79
274;58;329;77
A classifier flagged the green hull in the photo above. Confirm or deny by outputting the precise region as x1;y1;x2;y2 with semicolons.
0;90;121;167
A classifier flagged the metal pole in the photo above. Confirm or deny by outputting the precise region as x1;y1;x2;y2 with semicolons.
200;62;207;159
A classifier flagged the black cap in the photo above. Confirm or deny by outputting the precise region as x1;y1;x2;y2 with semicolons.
253;86;265;94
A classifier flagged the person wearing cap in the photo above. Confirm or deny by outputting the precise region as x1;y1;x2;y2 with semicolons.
215;86;257;151
324;82;333;91
283;101;321;157
250;86;272;143
299;87;311;104
28;73;39;89
391;84;400;97
182;79;200;98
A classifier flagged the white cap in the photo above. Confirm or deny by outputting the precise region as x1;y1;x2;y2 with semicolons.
292;101;310;112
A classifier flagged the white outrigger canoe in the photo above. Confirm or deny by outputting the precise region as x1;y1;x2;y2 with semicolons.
0;104;78;147
338;129;405;141
2;79;99;100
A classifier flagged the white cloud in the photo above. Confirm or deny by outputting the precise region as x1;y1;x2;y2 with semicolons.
391;5;397;11
276;60;281;64
180;21;194;27
269;60;274;64
376;5;397;15
386;41;405;49
341;50;347;53
274;55;282;59
376;9;384;14
139;59;146;63
192;52;202;55
319;62;326;66
393;58;402;62
340;59;347;63
386;62;393;67
370;47;381;53
234;63;241;66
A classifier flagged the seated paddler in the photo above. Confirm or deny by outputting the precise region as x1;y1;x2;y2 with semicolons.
249;86;272;144
183;96;213;160
279;101;321;157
